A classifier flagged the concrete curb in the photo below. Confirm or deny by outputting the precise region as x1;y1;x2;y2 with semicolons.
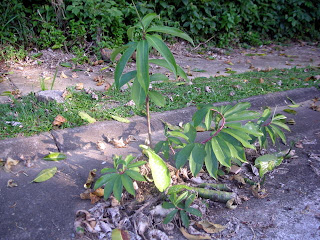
1;87;319;159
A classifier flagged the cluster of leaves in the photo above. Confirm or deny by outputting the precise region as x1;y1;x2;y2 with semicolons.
156;102;290;179
1;0;319;61
94;154;146;201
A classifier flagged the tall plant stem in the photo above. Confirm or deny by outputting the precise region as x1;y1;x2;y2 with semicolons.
146;95;152;146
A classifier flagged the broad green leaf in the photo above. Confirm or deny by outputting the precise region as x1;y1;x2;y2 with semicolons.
270;124;286;144
271;120;290;131
154;141;165;153
185;193;196;208
226;122;263;137
101;168;117;174
168;137;184;146
175;191;189;205
110;115;130;123
185;207;202;217
204;110;213;130
257;108;271;126
121;173;135;196
211;137;231;168
218;132;246;162
272;114;287;121
255;154;283;177
119;70;136;88
127;26;135;41
32;167;57;182
136;40;150;93
163;209;178;224
113;175;123;201
177;65;191;82
149;90;165;107
125;169;145;181
141;13;159;30
225;111;260;122
168;131;189;142
111;44;129;62
43;152;66;161
167;184;192;195
265;126;276;145
175;143;195;169
204;142;218;179
60;62;72;68
150;73;169;82
149;58;174;72
131;78;146;107
283;109;297;115
124;155;135;164
146;35;177;77
192;105;212;127
114;42;137;89
94;173;117;189
222;128;255;149
147;26;194;45
140;145;170;192
189;143;206;176
162;202;175;209
224;102;251;118
127;161;147;169
259;127;268;148
180;210;190;227
78;111;96;123
103;177;116;199
184;123;197;143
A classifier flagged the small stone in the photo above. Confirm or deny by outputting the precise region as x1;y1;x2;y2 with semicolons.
36;90;64;103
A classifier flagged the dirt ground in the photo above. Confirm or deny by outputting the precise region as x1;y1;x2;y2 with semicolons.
0;42;320;240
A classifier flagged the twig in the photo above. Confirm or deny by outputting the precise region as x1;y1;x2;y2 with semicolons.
193;36;215;51
129;194;163;219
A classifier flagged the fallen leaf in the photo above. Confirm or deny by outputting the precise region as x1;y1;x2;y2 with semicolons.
72;73;78;78
295;141;303;148
179;227;211;240
43;152;67;161
60;71;68;78
52;115;67;126
32;167;57;182
92;188;104;197
110;115;130;123
125;100;135;106
251;184;268;198
97;141;107;151
62;89;71;99
80;189;91;200
196;220;226;233
204;86;211;93
229;91;235;96
224;60;234;65
4;158;19;172
283;109;297;115
231;174;246;185
75;83;84;90
192;68;207;72
226;198;237;209
79;111;96;123
230;165;241;174
84;169;97;189
111;229;131;240
7;179;18;187
60;62;72;68
96;82;103;86
106;135;135;148
259;78;264;83
89;193;100;204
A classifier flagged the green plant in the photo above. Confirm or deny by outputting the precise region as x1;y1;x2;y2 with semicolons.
162;187;201;227
94;154;146;201
156;102;290;178
112;9;193;145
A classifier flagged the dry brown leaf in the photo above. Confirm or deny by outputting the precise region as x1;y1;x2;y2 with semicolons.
196;220;226;234
179;227;211;240
4;158;19;172
7;179;18;187
259;78;264;83
230;165;241;174
60;71;68;79
84;169;97;189
295;141;304;148
62;89;70;99
80;189;91;200
104;82;111;91
231;174;246;185
224;60;234;65
96;82;103;86
53;115;67;126
106;135;135;148
75;83;84;90
92;188;104;197
226;198;237;209
251;184;268;198
89;193;100;204
96;141;107;151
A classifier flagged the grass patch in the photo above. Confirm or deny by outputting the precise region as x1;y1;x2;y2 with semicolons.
1;67;319;140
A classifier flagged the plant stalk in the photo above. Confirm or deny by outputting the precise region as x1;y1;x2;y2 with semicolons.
146;95;152;146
